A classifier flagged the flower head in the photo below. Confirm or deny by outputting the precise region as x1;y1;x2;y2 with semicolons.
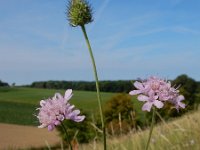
67;0;93;27
37;89;85;131
129;76;185;112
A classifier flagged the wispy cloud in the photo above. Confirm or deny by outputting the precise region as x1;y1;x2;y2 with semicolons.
170;26;200;35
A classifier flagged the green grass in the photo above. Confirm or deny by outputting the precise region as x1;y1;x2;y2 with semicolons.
0;87;116;126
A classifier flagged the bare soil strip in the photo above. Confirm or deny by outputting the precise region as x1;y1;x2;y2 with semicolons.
0;123;61;149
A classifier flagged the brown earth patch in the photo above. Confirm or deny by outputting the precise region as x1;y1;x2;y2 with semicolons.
0;123;61;149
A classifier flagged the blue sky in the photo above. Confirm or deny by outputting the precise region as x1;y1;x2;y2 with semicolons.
0;0;200;85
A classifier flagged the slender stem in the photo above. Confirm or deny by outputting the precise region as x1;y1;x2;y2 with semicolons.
81;25;106;150
61;122;73;150
145;107;156;150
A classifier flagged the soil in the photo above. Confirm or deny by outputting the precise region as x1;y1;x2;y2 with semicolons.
0;123;61;149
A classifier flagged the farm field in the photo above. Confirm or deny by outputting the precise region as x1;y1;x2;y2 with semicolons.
0;87;118;126
0;123;61;150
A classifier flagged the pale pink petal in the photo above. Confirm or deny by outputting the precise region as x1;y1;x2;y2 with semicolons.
56;114;64;121
54;120;61;126
153;100;164;109
64;89;73;101
48;124;54;131
67;105;75;111
73;115;85;122
167;82;171;88
53;93;63;99
72;109;80;115
38;124;46;128
134;81;144;89
154;95;159;100
138;95;149;101
66;110;80;119
176;95;185;109
40;100;46;106
129;90;142;95
148;90;155;98
177;95;184;102
178;102;185;109
142;102;153;112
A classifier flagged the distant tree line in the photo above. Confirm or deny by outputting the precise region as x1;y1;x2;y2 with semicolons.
0;80;9;87
29;75;200;93
30;80;133;93
1;75;200;93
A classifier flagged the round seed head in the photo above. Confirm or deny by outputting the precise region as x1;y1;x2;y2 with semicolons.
67;0;93;27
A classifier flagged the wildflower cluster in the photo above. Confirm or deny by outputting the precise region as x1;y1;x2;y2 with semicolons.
37;89;85;131
129;76;185;112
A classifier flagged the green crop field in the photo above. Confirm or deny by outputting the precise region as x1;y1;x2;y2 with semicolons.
0;87;144;126
0;87;117;126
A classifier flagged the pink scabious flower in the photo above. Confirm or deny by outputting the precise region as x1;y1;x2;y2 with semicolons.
37;89;85;131
129;76;185;112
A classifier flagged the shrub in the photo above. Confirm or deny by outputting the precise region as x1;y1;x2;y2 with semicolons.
103;93;136;135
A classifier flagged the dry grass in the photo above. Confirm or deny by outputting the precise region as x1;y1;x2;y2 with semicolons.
79;109;200;150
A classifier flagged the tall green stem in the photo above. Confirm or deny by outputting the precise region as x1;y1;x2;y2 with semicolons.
81;25;106;150
61;122;73;150
145;107;156;150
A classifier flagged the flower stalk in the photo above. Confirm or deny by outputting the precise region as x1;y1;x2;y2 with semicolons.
145;106;156;150
81;25;107;150
67;0;107;148
61;122;73;150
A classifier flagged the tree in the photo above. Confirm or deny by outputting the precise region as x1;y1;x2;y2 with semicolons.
0;80;9;87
